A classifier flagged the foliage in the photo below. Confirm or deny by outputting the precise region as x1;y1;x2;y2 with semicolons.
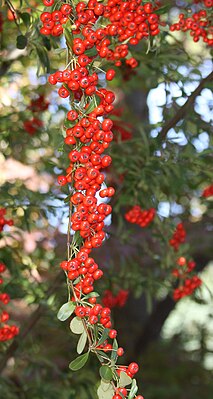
0;0;212;398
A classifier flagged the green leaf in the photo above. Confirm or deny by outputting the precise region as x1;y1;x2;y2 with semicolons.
111;338;118;362
64;25;73;48
34;43;50;74
119;371;132;387
77;330;87;354
57;302;76;321
97;380;114;399
85;48;98;57
99;365;113;381
155;4;171;14
70;316;84;334
69;352;89;371
83;292;100;300
16;35;28;49
85;97;98;114
20;12;31;27
128;379;138;399
96;328;110;347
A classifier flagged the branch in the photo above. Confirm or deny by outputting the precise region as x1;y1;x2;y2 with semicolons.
0;271;63;375
160;70;213;140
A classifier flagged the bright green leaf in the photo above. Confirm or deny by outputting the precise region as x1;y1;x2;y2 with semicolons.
97;380;114;399
77;330;87;354
70;316;84;334
57;302;76;322
128;379;138;399
69;352;89;371
119;371;132;387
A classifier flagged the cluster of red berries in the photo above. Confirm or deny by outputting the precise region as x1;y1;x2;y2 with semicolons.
202;184;213;198
169;222;186;251
112;363;142;399
40;3;72;37
172;257;202;301
28;94;49;113
60;254;104;296
102;289;129;308
23;95;49;135
170;1;213;46
75;301;112;330
40;0;145;396
0;262;19;341
125;205;155;227
194;0;213;6
0;207;13;232
23;117;43;135
40;0;163;68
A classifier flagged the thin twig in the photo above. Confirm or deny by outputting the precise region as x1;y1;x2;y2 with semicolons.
160;70;213;140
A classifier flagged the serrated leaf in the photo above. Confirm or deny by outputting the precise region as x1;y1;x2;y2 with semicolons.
96;328;110;347
57;302;76;321
128;379;138;399
119;371;132;387
69;352;89;371
99;365;113;381
97;380;114;399
70;316;84;334
77;330;87;354
16;35;28;49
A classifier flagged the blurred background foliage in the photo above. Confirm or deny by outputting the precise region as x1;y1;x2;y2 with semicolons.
0;0;212;398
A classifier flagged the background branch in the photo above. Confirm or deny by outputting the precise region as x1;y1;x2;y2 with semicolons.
160;70;213;140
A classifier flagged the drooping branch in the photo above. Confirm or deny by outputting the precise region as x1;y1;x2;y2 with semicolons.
160;70;213;140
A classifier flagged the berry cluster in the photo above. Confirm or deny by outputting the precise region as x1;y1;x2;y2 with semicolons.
170;1;213;46
40;0;162;68
0;207;13;232
23;117;43;135
40;4;72;37
0;262;19;341
125;205;155;227
23;95;49;135
169;222;186;251
172;257;202;301
102;289;129;308
40;0;146;396
202;184;213;198
28;94;49;113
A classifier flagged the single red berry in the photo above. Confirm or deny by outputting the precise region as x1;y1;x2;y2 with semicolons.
117;347;124;356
